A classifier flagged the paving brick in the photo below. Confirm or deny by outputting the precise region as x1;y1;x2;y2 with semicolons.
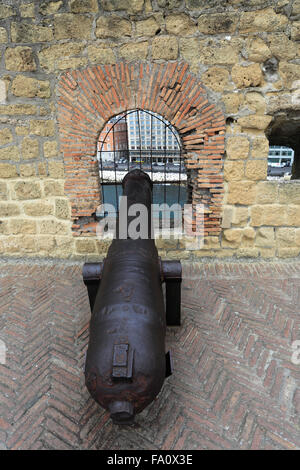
0;261;299;449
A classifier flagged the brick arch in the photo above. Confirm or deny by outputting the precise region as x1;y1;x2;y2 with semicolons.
57;62;225;236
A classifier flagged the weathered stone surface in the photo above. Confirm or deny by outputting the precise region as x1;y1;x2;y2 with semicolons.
0;182;8;200
227;181;256;205
101;0;144;13
226;137;250;160
55;199;70;219
197;12;238;34
5;47;36;72
245;160;268;180
251;205;286;226
15;126;29;136
268;33;299;60
179;38;199;72
0;128;13;146
0;27;8;43
0;146;19;162
152;36;178;60
39;1;63;15
245;92;266;115
157;0;183;7
266;91;300;114
87;44;116;64
186;0;221;8
56;57;88;70
20;3;35;17
277;246;300;258
231;64;262;88
201;67;231;92
96;16;132;39
279;62;300;88
10;219;36;235
35;235;55;253
14;182;42;200
135;17;160;37
69;0;98;12
44;180;65;196
285;206;300;226
239;8;288;33
11;22;53;43
224;160;244;181
165;13;197;36
276;227;297;247
245;37;272;62
39;219;70;235
0;5;15;18
198;39;241;65
43;141;58;158
119;42;148;61
221;206;233;228
237;115;272;131
48;161;64;178
22;137;39;160
29;120;55;137
19;164;36;177
0;104;37;115
23;202;53;216
255;227;275;247
75;238;97;254
222;93;243;114
223;228;243;244
39;42;84;70
11;76;51;99
296;229;300;247
278;182;300;204
292;0;300;15
291;22;300;41
0;163;18;178
243;227;256;239
38;162;47;177
54;13;93;40
256;181;278;204
0;203;20;217
232;207;249;226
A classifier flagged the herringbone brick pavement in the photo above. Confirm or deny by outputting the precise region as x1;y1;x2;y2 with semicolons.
0;261;299;450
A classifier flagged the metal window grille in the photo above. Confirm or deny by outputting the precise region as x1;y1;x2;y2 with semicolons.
97;109;188;215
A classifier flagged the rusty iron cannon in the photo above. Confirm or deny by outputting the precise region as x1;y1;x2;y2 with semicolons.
83;169;181;425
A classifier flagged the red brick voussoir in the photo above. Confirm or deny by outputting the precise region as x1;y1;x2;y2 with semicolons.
57;62;225;236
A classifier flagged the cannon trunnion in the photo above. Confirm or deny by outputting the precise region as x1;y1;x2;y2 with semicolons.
83;170;182;425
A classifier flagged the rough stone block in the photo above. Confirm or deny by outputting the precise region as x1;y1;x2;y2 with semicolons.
232;63;263;88
119;42;148;61
239;8;288;33
22;137;39;160
227;181;257;205
14;181;42;200
11;76;50;98
95;16;132;39
0;163;18;178
0;128;13;146
29;120;55;137
226;137;250;160
54;13;93;40
245;160;268;181
5;47;36;72
152;36;178;60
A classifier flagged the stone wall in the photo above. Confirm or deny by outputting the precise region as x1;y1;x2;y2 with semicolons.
0;0;300;260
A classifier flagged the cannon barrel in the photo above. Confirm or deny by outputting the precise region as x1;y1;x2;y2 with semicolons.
84;169;180;424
